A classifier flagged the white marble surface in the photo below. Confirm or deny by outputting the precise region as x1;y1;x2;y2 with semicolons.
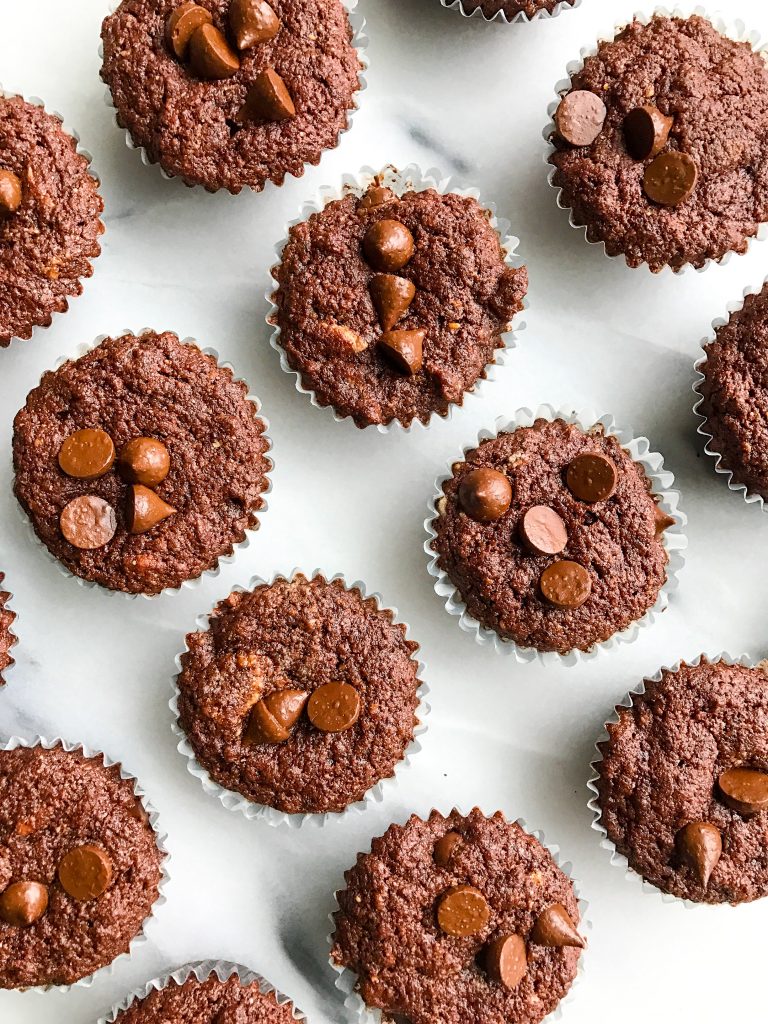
2;0;768;1021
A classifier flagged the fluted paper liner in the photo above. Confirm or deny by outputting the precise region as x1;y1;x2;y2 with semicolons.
439;0;579;25
0;575;18;689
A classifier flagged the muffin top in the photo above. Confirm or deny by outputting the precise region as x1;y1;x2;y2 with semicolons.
0;95;103;346
431;417;674;655
176;574;422;815
457;0;574;19
100;0;362;193
332;809;583;1024
114;970;298;1023
273;182;527;428
0;745;164;989
595;660;768;905
549;16;768;271
13;331;270;595
697;284;768;500
0;575;16;686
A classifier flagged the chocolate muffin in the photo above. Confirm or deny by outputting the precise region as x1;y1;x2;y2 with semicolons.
548;15;768;271
451;0;575;20
594;659;768;905
696;284;768;501
430;417;678;656
0;743;164;989
175;574;422;816
332;809;584;1024
100;0;362;193
13;331;270;595
272;179;527;428
0;575;16;686
0;94;103;346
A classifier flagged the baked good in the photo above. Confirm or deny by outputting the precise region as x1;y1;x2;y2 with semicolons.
332;809;584;1024
430;417;676;655
454;0;575;20
272;180;527;428
100;0;362;193
0;94;103;346
13;330;270;595
549;15;768;271
0;743;164;988
175;574;422;815
0;575;16;685
594;659;768;905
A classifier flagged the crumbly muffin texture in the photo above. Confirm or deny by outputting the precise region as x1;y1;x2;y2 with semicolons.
114;972;297;1023
0;575;15;685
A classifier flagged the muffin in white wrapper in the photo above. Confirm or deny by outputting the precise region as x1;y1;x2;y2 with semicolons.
0;574;18;689
439;0;579;25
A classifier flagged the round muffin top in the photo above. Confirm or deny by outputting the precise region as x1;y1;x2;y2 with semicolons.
176;574;422;815
698;284;768;500
431;417;673;655
332;809;583;1024
0;744;164;989
273;182;527;428
13;331;270;595
114;970;297;1023
0;95;103;346
100;0;361;193
549;16;768;272
458;0;574;19
0;575;15;686
595;660;768;905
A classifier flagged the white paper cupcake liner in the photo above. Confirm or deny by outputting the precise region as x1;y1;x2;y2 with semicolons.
170;568;429;828
439;0;580;25
424;403;687;667
99;0;368;194
0;83;104;348
267;163;527;433
96;959;306;1022
0;734;170;993
14;327;273;600
543;6;768;274
328;808;589;1024
692;279;768;511
587;651;762;910
0;575;18;689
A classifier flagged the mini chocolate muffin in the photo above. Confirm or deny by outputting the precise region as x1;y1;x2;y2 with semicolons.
0;743;164;989
549;15;768;271
0;94;103;346
100;0;362;193
13;331;270;595
696;284;768;501
332;809;584;1024
272;180;527;428
453;0;575;20
430;417;676;655
0;575;16;686
175;574;422;815
594;659;768;905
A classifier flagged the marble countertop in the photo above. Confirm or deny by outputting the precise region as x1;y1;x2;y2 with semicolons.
2;1;768;1021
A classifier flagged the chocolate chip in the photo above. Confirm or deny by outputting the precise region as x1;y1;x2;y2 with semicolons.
60;496;117;549
362;220;415;273
239;68;296;122
540;560;591;609
530;903;584;948
643;151;697;207
229;0;280;50
369;274;415;331
188;23;240;79
654;504;675;538
244;688;309;745
307;682;361;733
566;452;618;503
520;506;567;556
379;329;424;375
718;767;768;816
358;186;397;211
676;821;722;888
623;105;673;160
126;484;176;535
484;934;527;989
554;90;606;147
0;169;22;218
433;831;462;867
118;437;171;487
165;2;212;59
0;881;48;927
58;429;115;480
436;885;490;937
458;468;512;522
58;845;113;901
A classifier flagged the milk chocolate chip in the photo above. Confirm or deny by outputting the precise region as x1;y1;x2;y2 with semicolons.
676;821;722;888
0;881;48;926
623;105;673;160
433;831;462;867
58;429;115;480
166;2;212;59
118;437;171;487
58;845;113;901
363;220;414;273
531;903;584;948
0;169;22;218
60;496;117;549
307;682;360;733
126;484;176;534
189;23;240;79
458;468;512;522
379;329;424;375
643;152;697;207
718;767;768;816
240;68;296;122
554;90;606;147
654;504;676;538
369;274;416;331
244;688;309;745
358;186;397;211
436;885;490;937
230;0;280;50
540;561;591;609
485;934;527;989
566;453;617;503
520;506;567;556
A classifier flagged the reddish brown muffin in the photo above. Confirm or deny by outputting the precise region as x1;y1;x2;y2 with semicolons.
0;575;16;685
